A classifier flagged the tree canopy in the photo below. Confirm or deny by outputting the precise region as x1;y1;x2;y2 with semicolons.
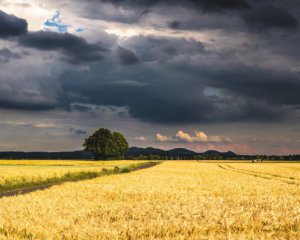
83;128;128;160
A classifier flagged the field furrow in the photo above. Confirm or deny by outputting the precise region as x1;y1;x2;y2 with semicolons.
218;164;299;185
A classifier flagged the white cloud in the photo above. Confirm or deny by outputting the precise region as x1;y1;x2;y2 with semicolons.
156;130;231;144
34;123;56;128
156;133;170;142
224;137;233;143
209;135;222;143
0;121;28;126
176;130;211;143
135;136;146;141
195;131;209;142
176;130;195;142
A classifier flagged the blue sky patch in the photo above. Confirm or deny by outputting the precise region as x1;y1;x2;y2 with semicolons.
43;11;86;33
43;11;70;33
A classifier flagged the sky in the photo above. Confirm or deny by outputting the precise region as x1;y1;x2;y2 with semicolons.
0;0;299;155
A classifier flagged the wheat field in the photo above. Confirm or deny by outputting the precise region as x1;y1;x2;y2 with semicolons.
0;160;146;193
0;161;299;239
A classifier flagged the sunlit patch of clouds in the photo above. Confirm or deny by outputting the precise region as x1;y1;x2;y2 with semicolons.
0;121;28;126
1;1;52;31
135;136;146;141
106;27;210;43
155;133;171;142
156;130;231;144
34;123;56;128
0;121;57;129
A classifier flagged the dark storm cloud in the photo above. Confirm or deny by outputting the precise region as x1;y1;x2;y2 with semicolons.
100;0;250;12
75;0;300;36
70;104;94;112
4;34;283;124
55;32;298;125
117;46;140;65
59;69;215;124
69;128;87;135
18;31;106;64
199;64;300;106
0;48;21;59
0;10;108;64
166;15;244;31
168;21;180;29
0;48;22;62
0;10;27;38
1;5;300;126
190;0;250;12
0;98;57;111
59;69;285;124
123;35;204;63
0;73;61;112
243;5;299;31
73;0;251;25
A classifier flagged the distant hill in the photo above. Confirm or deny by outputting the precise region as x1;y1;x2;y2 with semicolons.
0;148;297;161
0;148;236;160
167;148;197;156
126;147;197;156
203;150;237;157
126;147;237;159
127;147;166;156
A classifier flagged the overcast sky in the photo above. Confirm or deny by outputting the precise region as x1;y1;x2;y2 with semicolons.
0;0;299;154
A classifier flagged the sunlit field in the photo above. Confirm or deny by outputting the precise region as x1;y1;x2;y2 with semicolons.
0;160;147;193
0;161;299;239
0;160;143;166
221;162;300;181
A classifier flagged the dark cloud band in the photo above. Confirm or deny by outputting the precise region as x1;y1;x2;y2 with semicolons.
100;0;250;12
18;31;106;64
0;10;28;38
243;5;298;31
0;10;106;64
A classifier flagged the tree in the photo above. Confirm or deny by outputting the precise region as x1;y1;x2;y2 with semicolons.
83;128;129;160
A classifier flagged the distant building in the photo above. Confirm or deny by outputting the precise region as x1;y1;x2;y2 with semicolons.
252;159;263;163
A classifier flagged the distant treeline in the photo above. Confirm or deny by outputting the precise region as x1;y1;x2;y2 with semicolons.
125;147;300;161
0;151;93;160
126;154;300;161
0;149;299;161
195;154;300;161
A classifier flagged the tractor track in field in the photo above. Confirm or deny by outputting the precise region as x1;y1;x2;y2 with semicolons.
0;162;161;199
217;164;300;185
225;164;300;181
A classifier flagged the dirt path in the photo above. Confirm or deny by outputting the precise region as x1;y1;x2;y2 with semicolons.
131;161;160;171
0;161;161;199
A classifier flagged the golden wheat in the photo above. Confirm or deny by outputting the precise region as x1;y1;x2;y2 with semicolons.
0;160;146;191
0;160;143;166
0;161;298;239
226;162;300;180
